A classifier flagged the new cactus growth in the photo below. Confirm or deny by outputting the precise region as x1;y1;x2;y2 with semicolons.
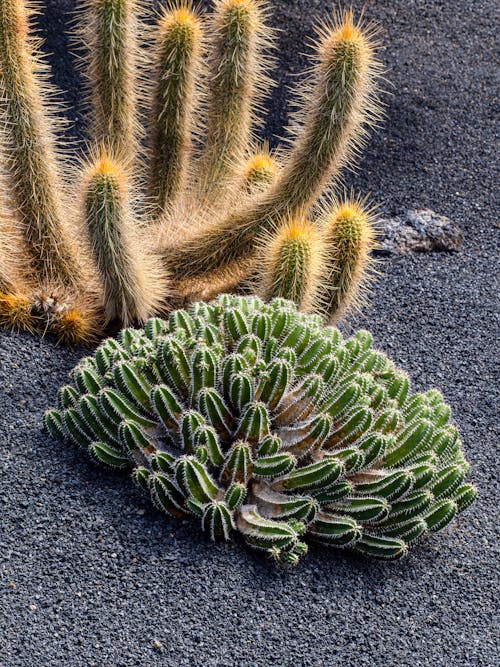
257;218;324;311
242;148;280;193
0;1;384;343
45;296;476;565
319;198;378;322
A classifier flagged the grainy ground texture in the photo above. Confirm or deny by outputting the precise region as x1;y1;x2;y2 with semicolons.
1;1;499;665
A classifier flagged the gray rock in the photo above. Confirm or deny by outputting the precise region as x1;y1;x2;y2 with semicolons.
377;210;464;256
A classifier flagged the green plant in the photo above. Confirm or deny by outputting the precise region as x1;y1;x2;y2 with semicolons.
0;0;381;344
44;295;476;565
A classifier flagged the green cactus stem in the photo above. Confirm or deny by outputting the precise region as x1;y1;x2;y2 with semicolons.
82;149;164;325
195;0;272;206
82;0;140;157
45;295;476;566
0;0;83;290
318;198;378;322
256;218;324;311
148;4;203;218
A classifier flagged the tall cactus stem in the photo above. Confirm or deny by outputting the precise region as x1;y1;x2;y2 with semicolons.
82;0;140;157
165;9;380;281
148;3;203;218
82;148;164;326
0;0;84;290
318;197;378;322
257;218;324;311
0;206;34;329
196;0;273;205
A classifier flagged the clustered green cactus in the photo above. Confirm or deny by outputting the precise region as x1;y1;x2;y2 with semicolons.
45;295;476;565
0;0;381;344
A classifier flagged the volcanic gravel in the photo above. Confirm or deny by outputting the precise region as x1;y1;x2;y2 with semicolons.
1;1;498;665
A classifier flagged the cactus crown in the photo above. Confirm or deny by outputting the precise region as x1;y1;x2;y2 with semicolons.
45;295;476;566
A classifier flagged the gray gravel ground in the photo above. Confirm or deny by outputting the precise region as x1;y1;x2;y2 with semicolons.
1;0;499;665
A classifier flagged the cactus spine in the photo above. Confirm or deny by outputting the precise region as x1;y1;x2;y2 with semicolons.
45;295;476;566
82;149;163;326
148;4;203;218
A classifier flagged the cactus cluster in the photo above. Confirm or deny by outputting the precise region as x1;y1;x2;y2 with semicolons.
45;295;476;565
0;0;381;344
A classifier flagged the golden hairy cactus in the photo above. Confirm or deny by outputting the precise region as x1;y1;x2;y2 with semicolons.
0;1;383;343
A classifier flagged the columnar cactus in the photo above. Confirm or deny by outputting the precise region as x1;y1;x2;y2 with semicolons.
0;1;382;343
82;0;140;158
148;4;203;216
81;149;164;326
45;296;476;565
0;0;97;340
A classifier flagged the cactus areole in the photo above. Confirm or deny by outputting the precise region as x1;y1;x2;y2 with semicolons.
45;296;476;565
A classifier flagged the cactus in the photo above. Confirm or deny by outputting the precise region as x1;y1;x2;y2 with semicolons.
147;3;203;216
241;145;280;194
256;218;324;311
81;148;164;326
164;9;380;282
45;295;476;566
318;198;378;323
0;0;97;339
80;0;140;158
0;2;386;343
195;0;272;206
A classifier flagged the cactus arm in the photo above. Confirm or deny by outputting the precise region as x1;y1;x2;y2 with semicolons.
148;4;203;218
82;149;164;326
317;198;378;322
82;0;140;157
256;218;324;312
194;0;272;206
0;0;83;289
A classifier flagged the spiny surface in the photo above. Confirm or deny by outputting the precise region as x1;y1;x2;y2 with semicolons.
45;295;475;565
